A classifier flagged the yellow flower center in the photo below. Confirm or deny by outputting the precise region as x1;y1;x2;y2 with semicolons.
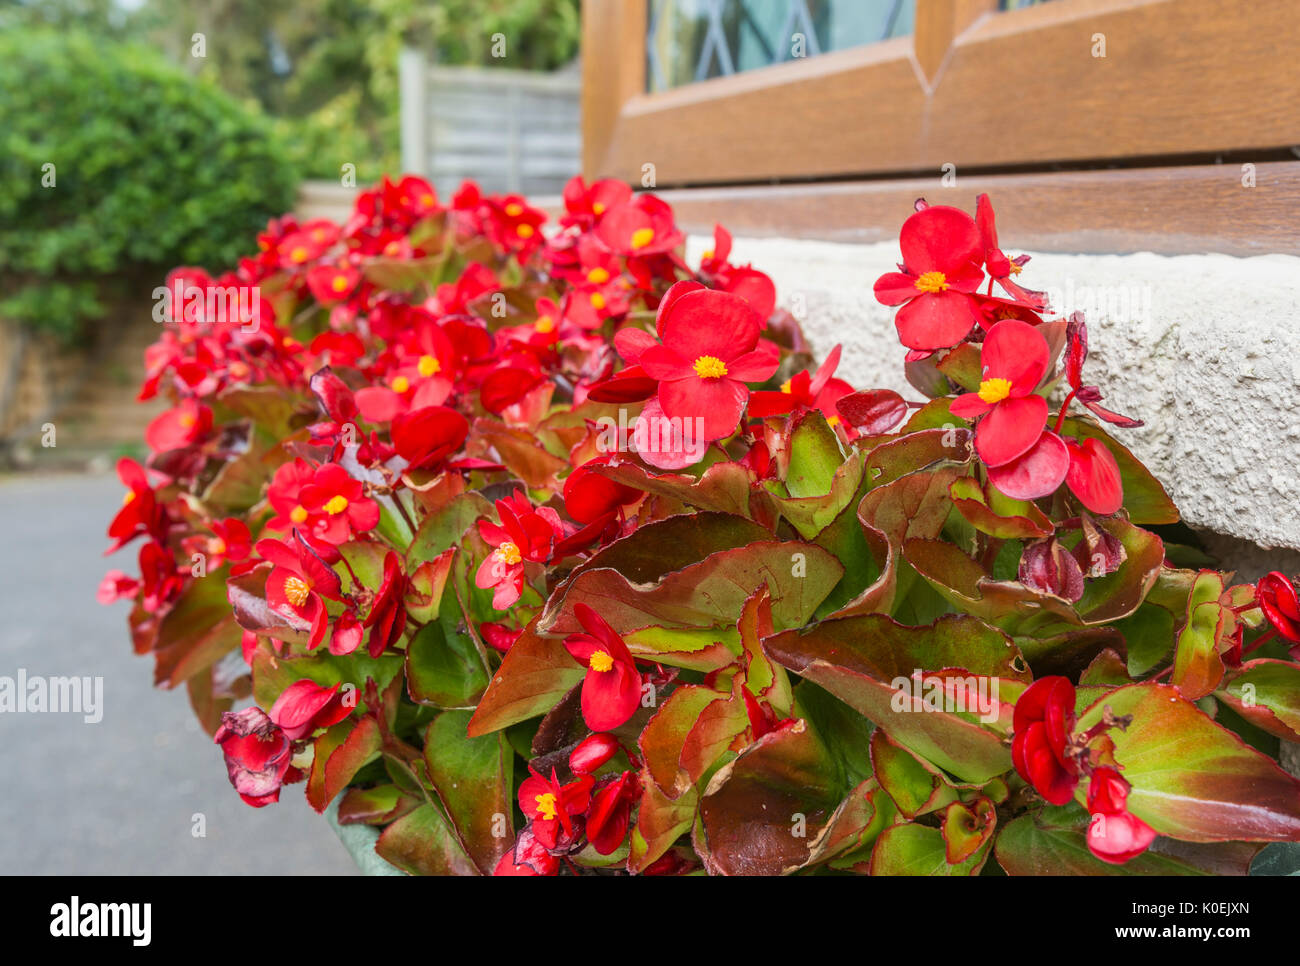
630;227;655;249
209;537;227;556
1008;260;1023;275
290;505;308;525
283;576;311;607
701;249;714;261
535;315;555;334
827;415;841;428
495;542;522;566
179;412;197;429
693;355;728;379
417;355;441;378
323;495;349;515
516;224;535;239
587;267;610;284
391;375;410;394
592;202;606;215
419;193;435;208
535;792;558;821
590;292;606;310
290;247;309;263
977;377;1014;404
122;490;136;506
331;275;349;293
914;270;948;294
780;379;793;394
505;203;523;217
589;650;615;673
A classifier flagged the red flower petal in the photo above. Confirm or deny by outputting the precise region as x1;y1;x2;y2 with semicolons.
980;319;1049;394
1064;437;1124;515
976;394;1048;467
986;430;1070;500
894;290;979;352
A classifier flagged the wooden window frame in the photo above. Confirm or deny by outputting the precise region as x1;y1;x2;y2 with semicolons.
581;0;1300;255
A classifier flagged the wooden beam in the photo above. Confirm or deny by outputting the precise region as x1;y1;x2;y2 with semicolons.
591;0;1300;186
581;0;647;179
647;161;1300;256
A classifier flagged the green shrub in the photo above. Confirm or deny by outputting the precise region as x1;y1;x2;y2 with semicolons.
0;29;299;342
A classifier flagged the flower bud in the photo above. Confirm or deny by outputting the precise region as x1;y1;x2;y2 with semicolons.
569;732;620;775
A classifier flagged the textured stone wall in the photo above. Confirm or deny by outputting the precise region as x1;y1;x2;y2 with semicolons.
691;235;1300;561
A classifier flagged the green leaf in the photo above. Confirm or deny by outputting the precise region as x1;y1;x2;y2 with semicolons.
405;618;490;709
154;573;243;687
1216;659;1300;741
949;476;1052;540
995;815;1209;875
785;410;845;498
407;491;493;568
869;821;989;875
374;803;478;876
466;617;584;736
1171;571;1226;700
869;728;958;819
424;711;513;874
1075;683;1300;841
764;614;1024;782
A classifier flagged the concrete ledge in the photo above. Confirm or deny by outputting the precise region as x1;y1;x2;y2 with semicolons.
692;235;1300;553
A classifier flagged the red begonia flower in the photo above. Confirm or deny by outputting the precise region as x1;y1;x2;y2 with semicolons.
268;680;353;740
517;767;594;850
874;205;985;351
1064;437;1123;515
494;827;561;876
145;399;212;453
748;344;843;418
106;457;163;552
569;732;622;775
1086;766;1157;864
563;457;641;526
1258;572;1300;643
595;194;683;257
561;174;633;227
638;288;779;441
305;263;360;304
564;603;642;731
475;491;565;610
364;550;409;657
975;194;1045;308
1011;675;1079;806
390;405;469;471
298;462;380;545
950;318;1051;467
213;707;292;807
586;770;639;855
257;536;344;650
96;570;140;605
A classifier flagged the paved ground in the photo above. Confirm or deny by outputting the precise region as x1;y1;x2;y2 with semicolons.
0;471;358;875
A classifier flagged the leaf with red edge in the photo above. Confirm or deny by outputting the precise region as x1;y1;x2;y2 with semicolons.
424;710;513;874
1075;683;1300;842
836;389;908;436
1216;659;1300;742
337;784;419;826
869;729;958;819
942;797;998;864
375;803;479;876
306;715;381;813
155;575;244;687
764;614;1025;782
949;476;1052;540
870;821;990;875
466;616;584;736
639;685;725;798
472;418;567;488
628;778;697;874
1171;571;1227;700
995;815;1245;875
696;720;844;875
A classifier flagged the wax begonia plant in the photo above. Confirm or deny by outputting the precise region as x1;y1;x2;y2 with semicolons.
101;177;1300;876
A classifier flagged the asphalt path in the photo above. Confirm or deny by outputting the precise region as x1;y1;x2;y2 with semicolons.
0;471;358;875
